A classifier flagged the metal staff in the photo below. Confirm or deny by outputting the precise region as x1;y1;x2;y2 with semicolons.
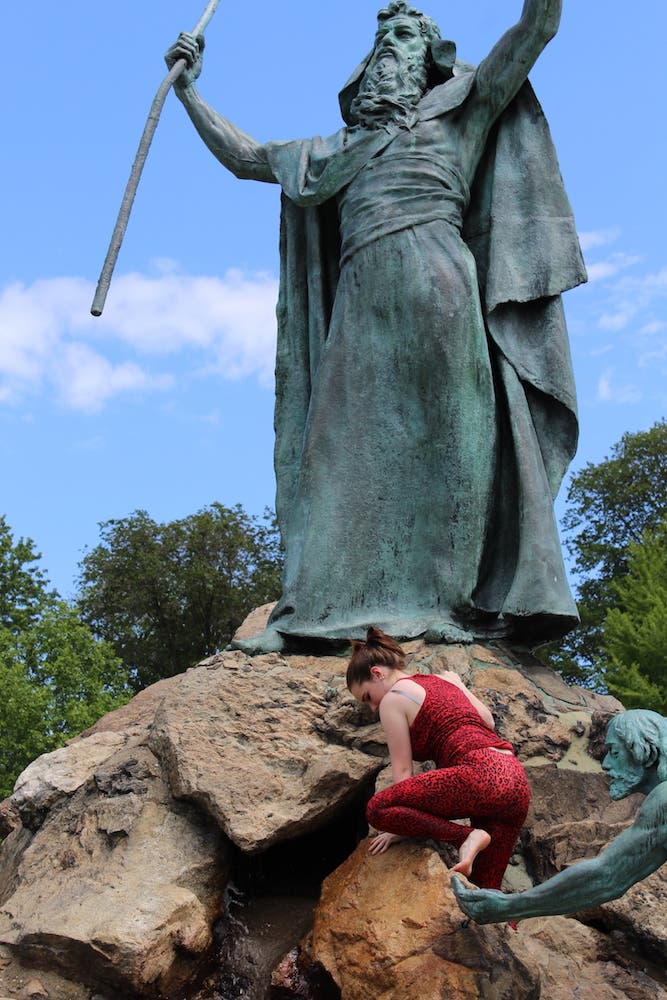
90;0;220;317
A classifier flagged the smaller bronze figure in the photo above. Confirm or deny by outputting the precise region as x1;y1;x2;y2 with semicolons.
453;710;667;923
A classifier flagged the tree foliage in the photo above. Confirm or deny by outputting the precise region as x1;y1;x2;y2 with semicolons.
0;518;131;799
601;522;667;714
0;515;55;633
0;602;131;798
543;419;667;687
76;503;283;690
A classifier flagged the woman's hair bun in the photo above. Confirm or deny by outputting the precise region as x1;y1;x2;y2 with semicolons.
346;626;407;688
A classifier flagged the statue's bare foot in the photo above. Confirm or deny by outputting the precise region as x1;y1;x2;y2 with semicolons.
451;829;491;878
230;627;284;655
424;622;473;644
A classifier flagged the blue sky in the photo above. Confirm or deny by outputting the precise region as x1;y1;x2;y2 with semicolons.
3;0;666;598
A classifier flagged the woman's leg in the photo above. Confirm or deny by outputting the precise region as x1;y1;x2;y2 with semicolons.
366;768;474;846
366;751;530;888
467;811;527;890
467;755;531;889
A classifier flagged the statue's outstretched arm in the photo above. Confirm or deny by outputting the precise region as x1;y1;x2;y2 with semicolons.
165;33;277;183
452;791;667;924
473;0;562;116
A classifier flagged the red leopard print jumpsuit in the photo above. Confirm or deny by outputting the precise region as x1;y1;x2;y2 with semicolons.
366;674;531;889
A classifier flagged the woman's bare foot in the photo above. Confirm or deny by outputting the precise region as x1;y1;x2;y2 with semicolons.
451;829;491;878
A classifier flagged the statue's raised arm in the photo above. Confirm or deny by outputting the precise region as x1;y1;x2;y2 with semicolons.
476;0;562;113
164;32;277;183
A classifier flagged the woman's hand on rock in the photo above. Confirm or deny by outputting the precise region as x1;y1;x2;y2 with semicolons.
368;831;403;855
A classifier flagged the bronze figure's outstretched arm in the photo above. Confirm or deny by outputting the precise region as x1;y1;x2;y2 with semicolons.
445;0;563;180
472;0;562;118
164;33;277;184
453;784;667;924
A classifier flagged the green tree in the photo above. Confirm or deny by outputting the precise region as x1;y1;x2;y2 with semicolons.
76;503;283;690
0;605;131;800
0;519;132;799
0;648;50;798
0;515;55;632
601;522;667;714
543;420;667;686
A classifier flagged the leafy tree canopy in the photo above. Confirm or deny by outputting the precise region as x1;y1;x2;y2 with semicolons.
544;419;667;687
0;518;132;800
0;515;56;633
602;521;667;714
76;503;283;690
0;603;131;798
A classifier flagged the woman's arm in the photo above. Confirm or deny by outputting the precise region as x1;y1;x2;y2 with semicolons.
379;697;414;784
367;699;414;856
165;33;277;183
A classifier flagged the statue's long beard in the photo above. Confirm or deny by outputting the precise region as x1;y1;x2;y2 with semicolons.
349;48;427;129
607;765;644;801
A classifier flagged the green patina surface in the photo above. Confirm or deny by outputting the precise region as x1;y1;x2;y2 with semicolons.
168;1;585;653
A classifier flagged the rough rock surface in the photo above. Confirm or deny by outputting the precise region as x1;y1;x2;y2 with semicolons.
307;839;539;999
147;650;383;852
522;765;643;880
0;629;664;999
0;742;228;997
10;733;128;831
576;868;667;968
297;840;666;1000
0;645;384;997
506;915;667;999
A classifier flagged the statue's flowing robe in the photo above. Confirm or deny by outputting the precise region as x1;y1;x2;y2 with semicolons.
262;70;586;644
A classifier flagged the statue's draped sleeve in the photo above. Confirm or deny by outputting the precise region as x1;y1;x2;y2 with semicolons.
459;82;586;616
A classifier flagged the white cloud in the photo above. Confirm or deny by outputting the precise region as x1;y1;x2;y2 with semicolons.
596;265;667;332
586;262;619;283
585;252;642;285
598;303;639;332
638;345;667;368
640;320;667;335
588;344;614;357
55;344;173;413
0;268;279;410
0;277;88;380
567;242;666;416
578;227;620;252
596;369;641;405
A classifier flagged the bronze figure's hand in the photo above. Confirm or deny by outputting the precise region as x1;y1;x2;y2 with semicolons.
451;876;507;924
165;32;205;90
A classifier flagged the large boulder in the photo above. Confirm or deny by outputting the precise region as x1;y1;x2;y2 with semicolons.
147;650;384;852
576;868;667;968
284;842;666;1000
0;633;664;999
0;647;384;997
521;764;643;881
0;742;228;997
305;840;539;999
506;915;667;999
10;733;128;831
